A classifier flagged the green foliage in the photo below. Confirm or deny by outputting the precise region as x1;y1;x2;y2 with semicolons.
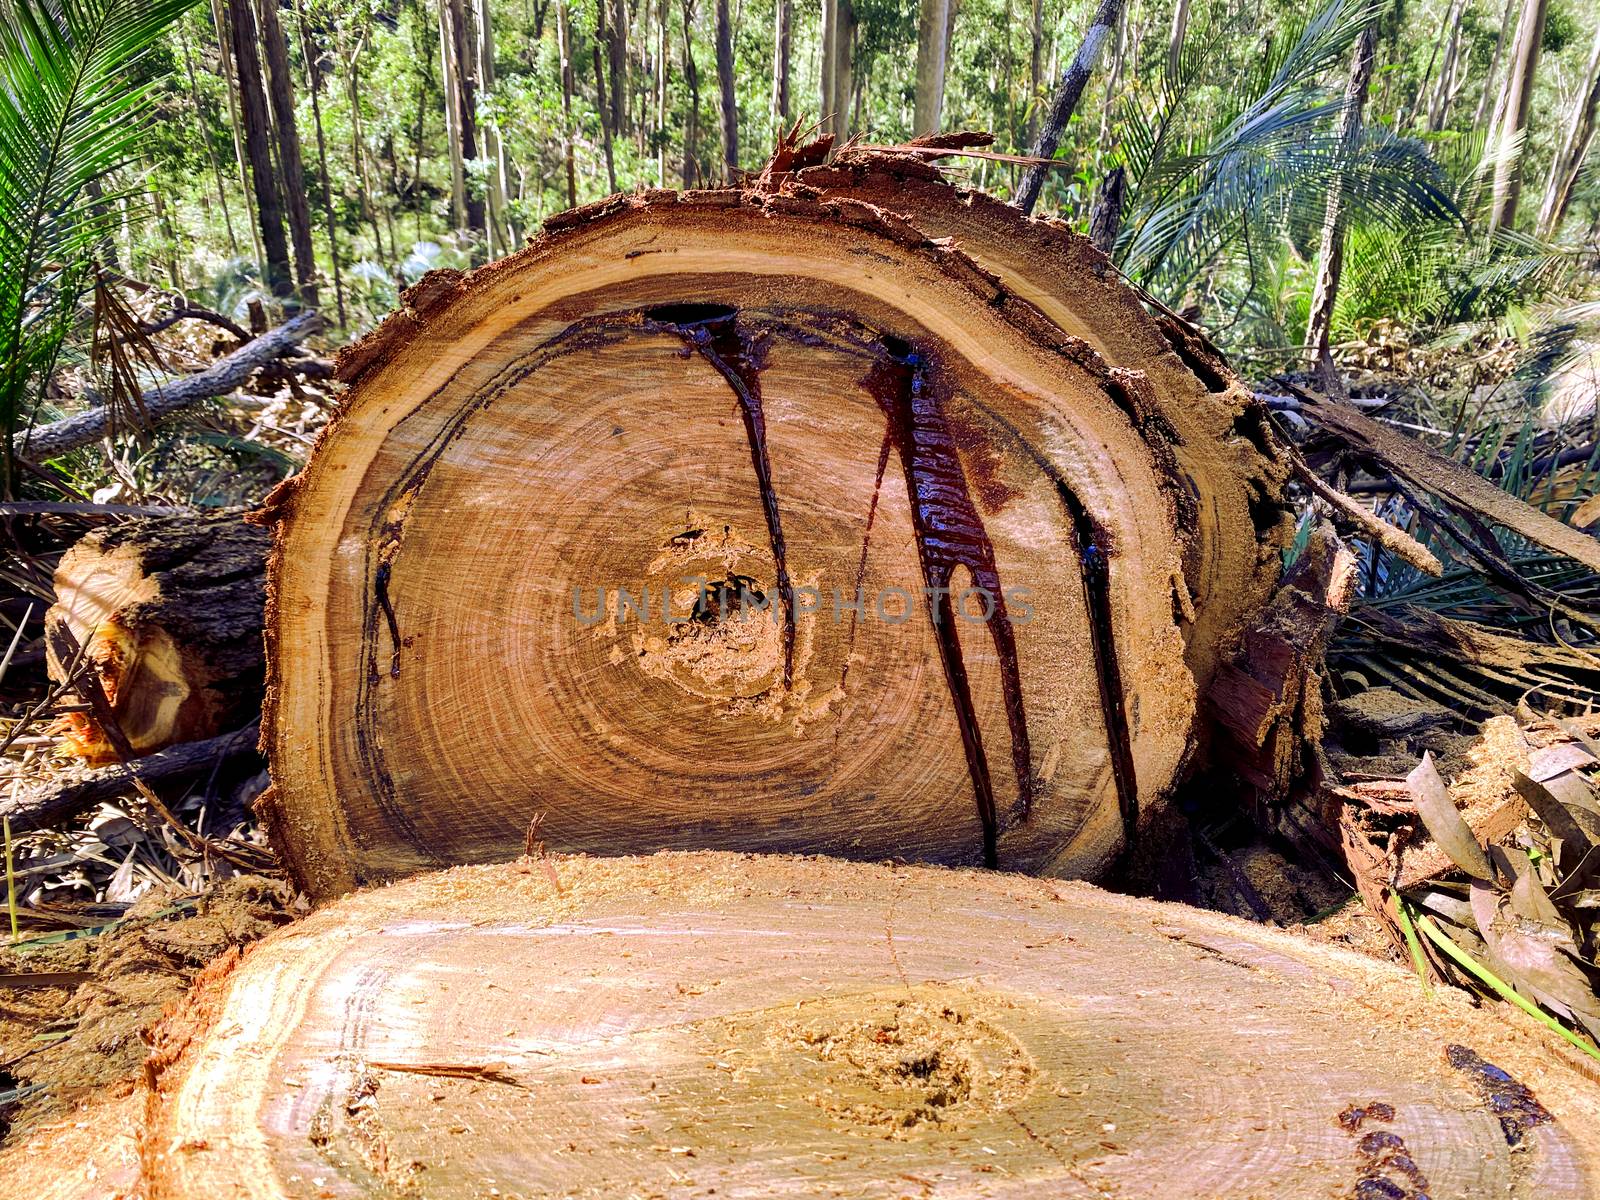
0;0;198;484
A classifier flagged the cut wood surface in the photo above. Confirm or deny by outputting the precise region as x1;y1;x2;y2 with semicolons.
47;512;268;762
138;853;1600;1199
261;180;1292;898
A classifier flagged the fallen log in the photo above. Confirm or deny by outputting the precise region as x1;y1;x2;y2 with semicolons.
131;853;1600;1198
14;311;324;462
46;512;268;762
257;181;1297;898
0;720;261;836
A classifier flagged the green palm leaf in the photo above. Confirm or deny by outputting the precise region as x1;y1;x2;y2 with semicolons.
0;0;198;484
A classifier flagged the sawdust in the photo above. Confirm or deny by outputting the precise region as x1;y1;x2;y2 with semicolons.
0;875;292;1139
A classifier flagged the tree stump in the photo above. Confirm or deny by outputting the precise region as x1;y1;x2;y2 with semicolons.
259;184;1291;898
47;513;268;762
141;853;1600;1198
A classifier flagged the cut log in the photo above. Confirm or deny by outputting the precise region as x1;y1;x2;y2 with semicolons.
139;853;1600;1198
47;513;268;763
260;181;1292;899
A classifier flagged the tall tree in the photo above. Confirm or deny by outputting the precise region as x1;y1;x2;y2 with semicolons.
1538;21;1600;237
680;0;701;185
292;0;344;327
1473;0;1518;129
1167;0;1189;80
1027;0;1043;145
913;0;951;134
212;0;264;272
714;0;737;176
1015;0;1124;215
1304;21;1378;391
771;0;790;131
226;0;292;297
254;0;317;304
177;20;239;256
441;0;486;238
607;0;627;134
556;0;578;206
436;0;466;228
1488;0;1549;231
474;0;514;251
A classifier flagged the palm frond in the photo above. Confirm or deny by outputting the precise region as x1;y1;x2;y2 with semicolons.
0;0;198;481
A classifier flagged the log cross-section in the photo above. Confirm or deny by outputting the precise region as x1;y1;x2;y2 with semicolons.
258;183;1287;899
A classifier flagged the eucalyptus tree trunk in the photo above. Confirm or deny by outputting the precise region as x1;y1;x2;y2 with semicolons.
1027;0;1043;144
656;0;669;185
831;0;856;138
608;0;628;134
226;0;292;297
594;39;619;192
680;0;701;185
1167;0;1189;80
771;0;791;130
474;0;516;252
436;0;467;229
1097;0;1128;152
1426;0;1466;132
913;0;952;134
1015;0;1124;215
212;0;265;275
293;0;346;328
1488;0;1549;231
557;0;579;206
1304;23;1378;391
1537;22;1600;237
442;0;488;240
715;0;738;177
255;0;318;304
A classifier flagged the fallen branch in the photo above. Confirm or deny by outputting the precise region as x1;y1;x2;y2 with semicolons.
0;720;261;836
1297;393;1600;575
14;312;324;462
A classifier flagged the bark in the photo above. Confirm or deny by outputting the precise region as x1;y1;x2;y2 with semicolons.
771;0;790;129
294;0;346;328
46;513;269;762
475;0;515;252
714;0;738;177
1088;164;1126;253
1015;0;1125;216
820;0;855;139
254;0;318;305
1426;0;1466;132
442;0;488;238
138;854;1600;1198
1537;21;1600;237
14;312;324;461
557;0;579;205
212;0;265;272
679;0;701;186
225;0;292;297
594;39;619;192
1167;0;1189;80
913;0;952;135
1027;0;1043;145
260;180;1293;896
437;0;467;228
1304;23;1378;392
608;0;628;134
1488;0;1548;230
